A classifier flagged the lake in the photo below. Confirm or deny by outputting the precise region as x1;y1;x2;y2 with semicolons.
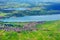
1;14;60;22
3;8;29;10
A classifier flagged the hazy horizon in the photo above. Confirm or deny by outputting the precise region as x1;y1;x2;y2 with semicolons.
0;0;60;2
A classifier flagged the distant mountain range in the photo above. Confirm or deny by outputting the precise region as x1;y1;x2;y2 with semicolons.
0;0;60;5
0;0;60;11
0;0;60;19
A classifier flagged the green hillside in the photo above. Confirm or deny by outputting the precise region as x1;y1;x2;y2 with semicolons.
0;20;60;40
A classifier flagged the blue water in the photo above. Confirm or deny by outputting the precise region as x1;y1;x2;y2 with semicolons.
1;14;60;22
4;8;28;10
46;4;60;10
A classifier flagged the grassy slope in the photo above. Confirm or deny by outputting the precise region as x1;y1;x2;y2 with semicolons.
0;20;60;40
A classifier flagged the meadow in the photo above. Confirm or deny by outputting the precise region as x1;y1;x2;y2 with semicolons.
0;20;60;40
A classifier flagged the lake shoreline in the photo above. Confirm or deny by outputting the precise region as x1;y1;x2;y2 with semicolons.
0;14;60;22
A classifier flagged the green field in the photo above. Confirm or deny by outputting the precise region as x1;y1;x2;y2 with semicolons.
0;20;60;40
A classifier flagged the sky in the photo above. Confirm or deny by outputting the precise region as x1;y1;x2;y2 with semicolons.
0;0;60;2
42;0;60;2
